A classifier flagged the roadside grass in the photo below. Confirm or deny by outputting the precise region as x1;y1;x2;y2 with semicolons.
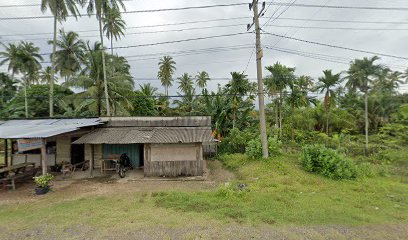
153;152;408;225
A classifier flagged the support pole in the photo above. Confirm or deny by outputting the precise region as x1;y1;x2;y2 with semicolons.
41;139;47;175
4;139;8;167
90;144;94;178
249;0;269;158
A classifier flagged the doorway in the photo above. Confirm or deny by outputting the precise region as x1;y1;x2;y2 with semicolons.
71;138;85;164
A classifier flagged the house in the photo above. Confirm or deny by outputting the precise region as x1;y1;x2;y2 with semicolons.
0;117;212;177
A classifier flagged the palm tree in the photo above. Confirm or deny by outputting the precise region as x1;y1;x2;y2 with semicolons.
103;6;126;55
225;72;252;128
264;63;296;136
173;88;197;115
177;73;194;95
158;56;176;96
0;43;22;82
195;71;210;90
65;41;133;116
17;42;44;117
82;0;126;117
41;0;82;117
52;30;86;82
316;70;342;135
39;66;58;85
345;56;383;154
139;83;158;97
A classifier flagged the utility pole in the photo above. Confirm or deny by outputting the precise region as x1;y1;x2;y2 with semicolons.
248;0;269;158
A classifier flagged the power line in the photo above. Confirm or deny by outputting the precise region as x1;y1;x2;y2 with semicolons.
276;17;408;25
265;3;408;11
262;31;408;60
0;16;250;37
1;23;247;42
0;3;249;20
266;24;408;31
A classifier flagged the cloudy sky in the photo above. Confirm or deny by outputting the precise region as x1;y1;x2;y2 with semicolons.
1;0;408;96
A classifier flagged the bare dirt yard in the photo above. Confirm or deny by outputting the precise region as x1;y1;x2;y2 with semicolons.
0;160;407;240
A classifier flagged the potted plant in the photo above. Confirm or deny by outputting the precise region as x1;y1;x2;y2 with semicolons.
33;173;54;195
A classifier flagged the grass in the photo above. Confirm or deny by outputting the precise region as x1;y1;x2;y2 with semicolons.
153;152;408;225
0;149;406;238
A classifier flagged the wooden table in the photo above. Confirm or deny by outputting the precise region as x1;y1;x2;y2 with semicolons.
100;157;119;173
0;163;35;174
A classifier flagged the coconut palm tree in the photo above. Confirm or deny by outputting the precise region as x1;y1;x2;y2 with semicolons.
65;41;133;116
0;43;22;82
264;62;296;136
177;73;194;95
39;66;58;85
139;83;158;97
345;56;383;154
195;71;210;90
41;0;82;117
82;0;126;117
158;56;176;96
103;6;126;55
316;70;342;135
17;42;44;117
52;30;86;82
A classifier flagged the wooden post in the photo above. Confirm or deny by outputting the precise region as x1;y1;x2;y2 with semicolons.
41;139;47;175
4;139;8;167
90;144;94;178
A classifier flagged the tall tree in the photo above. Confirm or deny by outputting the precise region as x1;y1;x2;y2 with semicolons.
17;42;44;117
316;70;342;135
39;66;58;85
195;71;210;90
52;30;86;82
103;6;126;55
177;73;194;95
65;42;133;116
0;73;17;111
139;83;158;97
41;0;82;117
264;62;296;136
0;43;22;82
82;0;126;117
345;56;383;154
158;56;176;96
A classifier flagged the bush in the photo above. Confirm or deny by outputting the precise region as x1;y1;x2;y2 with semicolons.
218;128;255;154
33;173;54;188
301;145;357;180
246;137;282;159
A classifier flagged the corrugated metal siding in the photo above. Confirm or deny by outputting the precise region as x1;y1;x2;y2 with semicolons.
73;127;212;144
103;144;141;167
100;116;211;127
0;118;102;139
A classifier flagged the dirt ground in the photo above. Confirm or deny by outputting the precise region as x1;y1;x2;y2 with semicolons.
1;161;407;240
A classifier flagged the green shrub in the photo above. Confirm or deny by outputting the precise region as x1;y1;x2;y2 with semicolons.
218;128;256;154
33;173;54;188
218;153;251;170
245;137;282;159
301;145;358;180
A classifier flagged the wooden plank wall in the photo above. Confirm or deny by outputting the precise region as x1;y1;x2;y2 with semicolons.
144;143;203;177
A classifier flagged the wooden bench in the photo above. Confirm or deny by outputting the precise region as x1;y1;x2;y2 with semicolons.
0;167;38;191
100;155;121;173
61;160;90;178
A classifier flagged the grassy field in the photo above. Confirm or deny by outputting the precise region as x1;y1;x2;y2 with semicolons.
154;153;408;225
0;150;407;239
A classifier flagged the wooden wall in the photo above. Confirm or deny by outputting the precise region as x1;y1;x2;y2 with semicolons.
144;143;203;177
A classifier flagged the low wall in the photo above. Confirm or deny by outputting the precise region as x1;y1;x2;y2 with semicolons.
144;143;203;177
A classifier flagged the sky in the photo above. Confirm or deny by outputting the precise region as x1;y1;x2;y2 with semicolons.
0;0;408;97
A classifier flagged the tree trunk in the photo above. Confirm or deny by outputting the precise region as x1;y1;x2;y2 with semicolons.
24;78;28;118
279;92;283;139
111;33;114;55
364;90;369;155
49;15;58;117
274;98;279;129
326;107;330;136
98;16;111;117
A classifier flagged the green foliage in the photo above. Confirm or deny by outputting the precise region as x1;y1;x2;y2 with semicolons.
301;145;358;180
1;84;73;118
218;128;255;154
217;153;251;171
33;173;54;188
130;91;158;116
246;137;282;159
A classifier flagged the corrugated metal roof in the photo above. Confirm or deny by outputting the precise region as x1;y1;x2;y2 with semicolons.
100;116;211;127
0;118;103;139
73;127;212;144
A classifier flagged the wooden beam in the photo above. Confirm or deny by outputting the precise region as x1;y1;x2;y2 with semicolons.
90;144;94;177
40;139;47;175
4;139;8;167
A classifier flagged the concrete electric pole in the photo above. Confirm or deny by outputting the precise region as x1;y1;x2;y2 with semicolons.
248;0;269;158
